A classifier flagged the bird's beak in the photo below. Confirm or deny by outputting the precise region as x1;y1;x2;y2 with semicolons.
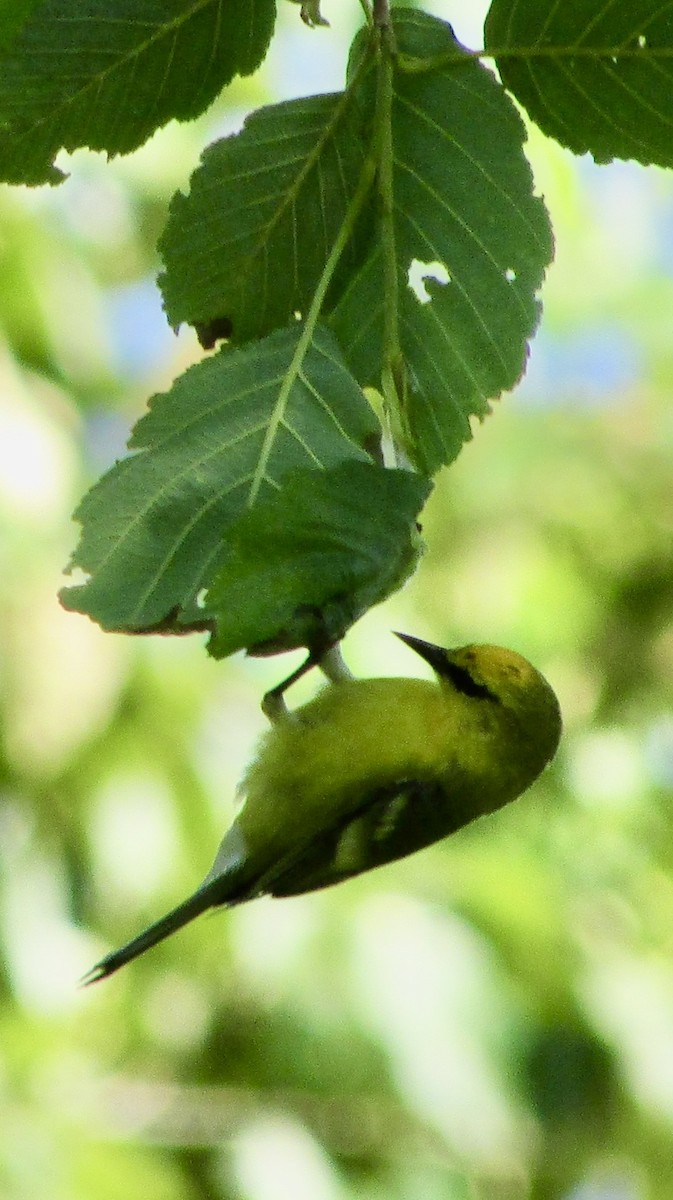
394;631;450;674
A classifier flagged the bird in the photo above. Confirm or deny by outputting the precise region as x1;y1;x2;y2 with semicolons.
82;633;561;984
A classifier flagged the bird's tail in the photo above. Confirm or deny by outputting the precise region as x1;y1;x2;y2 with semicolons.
80;877;228;986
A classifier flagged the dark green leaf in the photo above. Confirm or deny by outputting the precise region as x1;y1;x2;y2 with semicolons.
485;0;673;167
0;0;38;53
0;0;276;185
60;325;379;631
159;11;551;477
206;462;431;659
159;88;372;343
331;10;553;474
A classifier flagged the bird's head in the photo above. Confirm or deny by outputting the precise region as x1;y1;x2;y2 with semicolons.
395;632;562;762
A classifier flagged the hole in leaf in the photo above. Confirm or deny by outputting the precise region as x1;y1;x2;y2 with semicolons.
505;267;517;282
638;34;647;48
407;258;450;305
66;567;90;587
196;316;233;350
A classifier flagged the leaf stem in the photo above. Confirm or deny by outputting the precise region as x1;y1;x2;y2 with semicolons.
373;20;402;466
372;0;390;28
289;145;377;372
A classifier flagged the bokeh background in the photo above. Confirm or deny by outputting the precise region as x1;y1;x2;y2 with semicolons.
1;2;672;1198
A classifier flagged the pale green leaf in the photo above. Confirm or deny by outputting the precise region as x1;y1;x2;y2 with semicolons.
60;325;379;631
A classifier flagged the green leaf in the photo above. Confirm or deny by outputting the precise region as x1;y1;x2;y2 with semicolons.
0;0;39;53
0;0;276;185
159;11;551;477
206;462;431;659
159;87;372;344
60;325;379;631
485;0;673;167
330;9;553;475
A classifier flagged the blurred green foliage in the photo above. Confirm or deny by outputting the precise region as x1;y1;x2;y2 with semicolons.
1;5;672;1200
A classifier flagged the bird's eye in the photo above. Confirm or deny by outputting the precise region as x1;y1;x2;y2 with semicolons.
443;661;497;701
506;663;524;678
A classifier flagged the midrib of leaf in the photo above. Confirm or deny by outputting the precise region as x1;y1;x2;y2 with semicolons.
250;361;315;509
8;0;221;140
247;304;368;508
399;46;673;75
373;26;403;431
492;46;673;59
231;80;372;332
246;52;380;508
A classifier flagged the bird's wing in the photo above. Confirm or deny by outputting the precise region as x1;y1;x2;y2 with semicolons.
257;775;463;898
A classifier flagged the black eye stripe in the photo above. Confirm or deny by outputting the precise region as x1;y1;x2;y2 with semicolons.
442;661;498;701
